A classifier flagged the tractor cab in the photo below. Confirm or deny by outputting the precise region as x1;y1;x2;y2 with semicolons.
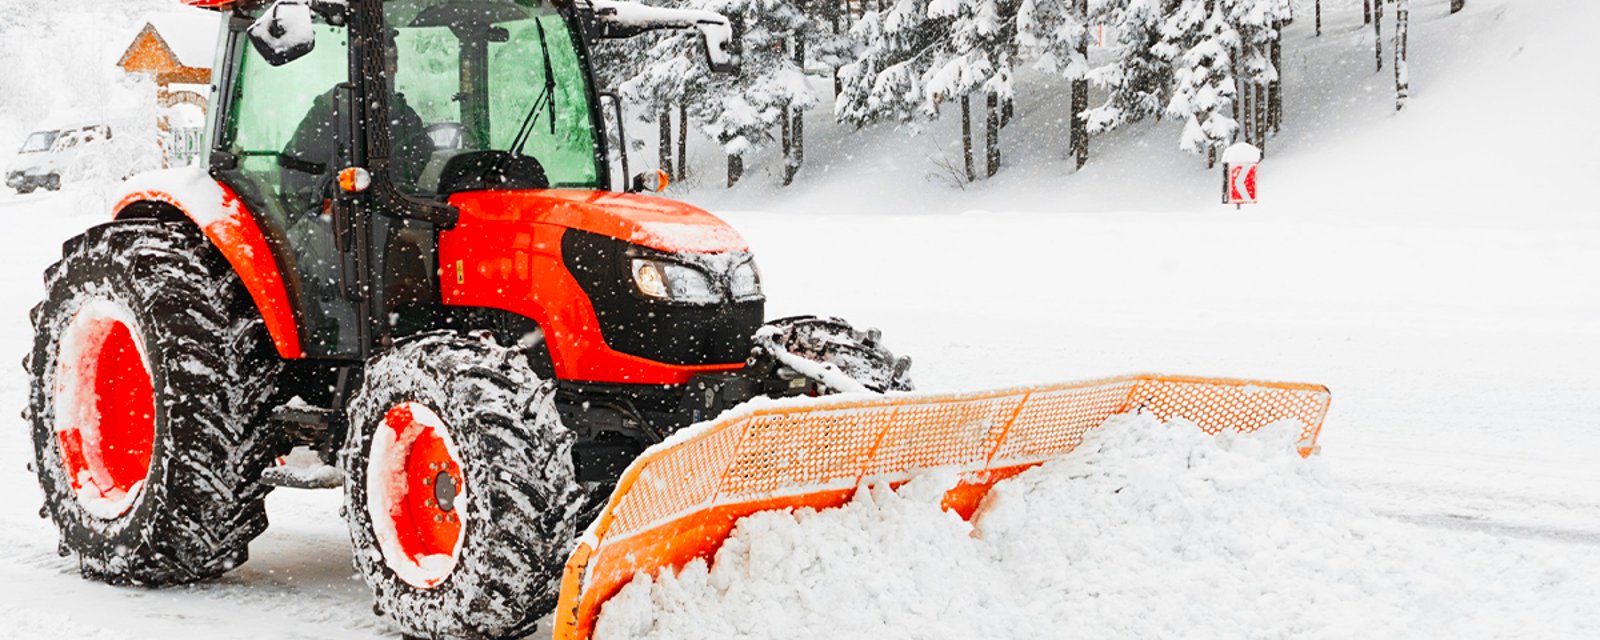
202;0;737;359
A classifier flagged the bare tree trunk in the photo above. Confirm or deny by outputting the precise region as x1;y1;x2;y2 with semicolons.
1269;34;1283;133
658;109;672;177
1234;52;1247;144
676;104;688;179
1450;0;1465;14
1364;0;1372;24
1256;82;1268;154
1070;0;1089;170
727;153;743;187
1396;0;1409;111
781;105;792;160
985;92;1000;178
791;111;805;183
1315;0;1322;36
785;38;806;186
961;95;975;182
1374;0;1384;72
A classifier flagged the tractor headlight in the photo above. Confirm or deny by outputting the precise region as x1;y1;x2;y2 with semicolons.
730;258;762;300
631;258;719;304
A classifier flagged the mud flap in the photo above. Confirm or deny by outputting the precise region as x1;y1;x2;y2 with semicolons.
552;374;1331;640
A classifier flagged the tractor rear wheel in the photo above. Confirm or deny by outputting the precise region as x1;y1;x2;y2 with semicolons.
25;220;283;585
342;332;582;640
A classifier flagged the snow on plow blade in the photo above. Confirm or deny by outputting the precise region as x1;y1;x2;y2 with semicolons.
552;374;1331;640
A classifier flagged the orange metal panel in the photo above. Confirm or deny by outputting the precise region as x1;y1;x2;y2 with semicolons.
115;186;306;359
552;374;1330;640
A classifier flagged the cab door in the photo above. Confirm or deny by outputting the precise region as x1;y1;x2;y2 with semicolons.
212;13;360;358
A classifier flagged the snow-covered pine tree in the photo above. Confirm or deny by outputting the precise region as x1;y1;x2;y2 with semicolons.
782;0;855;185
1083;0;1172;137
617;22;710;181
689;0;819;186
1017;0;1092;168
1230;0;1284;149
807;0;857;98
926;0;1017;178
1163;0;1240;167
836;0;949;129
1373;0;1384;72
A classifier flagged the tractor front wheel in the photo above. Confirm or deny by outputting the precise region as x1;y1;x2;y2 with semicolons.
342;332;582;639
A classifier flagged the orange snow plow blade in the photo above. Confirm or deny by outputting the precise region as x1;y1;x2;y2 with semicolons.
551;374;1331;640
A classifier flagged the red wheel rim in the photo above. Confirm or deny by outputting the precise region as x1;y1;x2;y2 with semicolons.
53;301;155;520
368;402;467;588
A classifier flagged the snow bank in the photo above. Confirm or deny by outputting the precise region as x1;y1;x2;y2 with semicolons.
595;414;1598;639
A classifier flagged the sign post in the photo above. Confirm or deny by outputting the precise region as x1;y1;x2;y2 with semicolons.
1221;142;1261;209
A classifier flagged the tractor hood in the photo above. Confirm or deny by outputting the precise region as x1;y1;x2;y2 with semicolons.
447;189;748;254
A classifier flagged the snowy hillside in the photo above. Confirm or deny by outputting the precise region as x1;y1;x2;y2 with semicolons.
0;0;1596;638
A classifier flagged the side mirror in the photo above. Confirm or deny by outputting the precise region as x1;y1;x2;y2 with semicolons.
697;18;738;74
248;0;317;67
591;1;740;73
629;169;670;194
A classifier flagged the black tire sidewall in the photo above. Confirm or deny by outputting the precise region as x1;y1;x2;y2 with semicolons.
27;221;281;584
31;265;176;563
343;333;579;639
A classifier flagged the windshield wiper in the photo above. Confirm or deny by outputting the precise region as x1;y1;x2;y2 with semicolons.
508;19;559;159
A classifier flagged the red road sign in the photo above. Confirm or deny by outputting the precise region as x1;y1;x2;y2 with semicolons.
1227;163;1258;205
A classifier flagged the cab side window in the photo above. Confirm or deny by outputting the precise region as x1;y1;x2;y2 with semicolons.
219;20;357;356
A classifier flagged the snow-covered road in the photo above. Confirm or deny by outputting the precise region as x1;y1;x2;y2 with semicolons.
0;183;1594;638
0;1;1595;634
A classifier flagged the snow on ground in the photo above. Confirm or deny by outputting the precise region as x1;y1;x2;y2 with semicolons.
595;415;1600;640
0;0;1595;638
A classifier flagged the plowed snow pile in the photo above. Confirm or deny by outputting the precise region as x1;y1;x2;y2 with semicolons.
595;415;1598;639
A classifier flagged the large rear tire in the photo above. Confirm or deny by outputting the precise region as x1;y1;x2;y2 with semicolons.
343;332;582;639
25;220;283;585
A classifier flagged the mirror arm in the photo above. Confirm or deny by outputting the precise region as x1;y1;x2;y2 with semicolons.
589;0;740;73
309;0;347;25
599;92;631;192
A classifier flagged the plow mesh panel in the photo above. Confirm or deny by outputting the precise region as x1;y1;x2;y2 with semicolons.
558;374;1331;640
596;375;1328;543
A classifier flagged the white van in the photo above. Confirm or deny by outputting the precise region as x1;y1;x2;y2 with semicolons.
6;128;70;193
6;121;161;194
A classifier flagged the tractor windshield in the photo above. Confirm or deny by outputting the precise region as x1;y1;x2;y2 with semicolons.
385;0;601;193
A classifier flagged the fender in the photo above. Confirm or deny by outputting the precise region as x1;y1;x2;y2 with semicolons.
113;170;305;360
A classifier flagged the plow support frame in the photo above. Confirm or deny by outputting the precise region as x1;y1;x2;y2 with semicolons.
552;374;1331;640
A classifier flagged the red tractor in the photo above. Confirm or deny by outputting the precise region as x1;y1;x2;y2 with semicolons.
26;1;909;638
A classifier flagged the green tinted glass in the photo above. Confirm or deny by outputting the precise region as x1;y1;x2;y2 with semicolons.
222;23;359;356
387;0;600;192
487;15;598;187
